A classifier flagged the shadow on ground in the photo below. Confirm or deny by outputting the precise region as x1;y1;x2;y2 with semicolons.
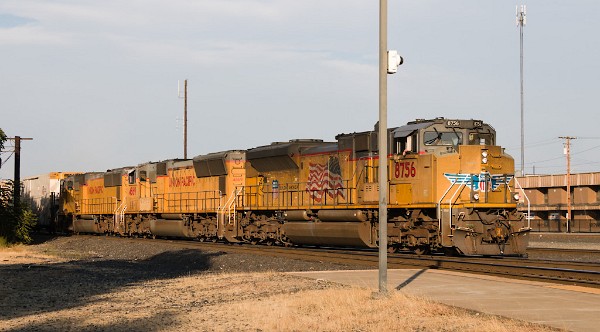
0;248;223;330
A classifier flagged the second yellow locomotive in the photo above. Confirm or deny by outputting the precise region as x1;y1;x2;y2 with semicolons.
61;118;530;255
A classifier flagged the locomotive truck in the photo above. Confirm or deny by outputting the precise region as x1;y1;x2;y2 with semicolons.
60;118;530;255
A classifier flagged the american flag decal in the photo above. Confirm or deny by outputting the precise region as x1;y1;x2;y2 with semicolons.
306;156;346;202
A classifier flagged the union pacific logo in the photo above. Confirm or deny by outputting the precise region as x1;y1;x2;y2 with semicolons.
169;176;195;187
443;173;513;192
87;186;104;194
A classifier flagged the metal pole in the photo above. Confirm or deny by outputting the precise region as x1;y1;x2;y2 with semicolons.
517;5;526;175
378;0;388;294
184;79;188;159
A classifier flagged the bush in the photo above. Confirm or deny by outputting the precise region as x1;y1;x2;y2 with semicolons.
0;180;37;244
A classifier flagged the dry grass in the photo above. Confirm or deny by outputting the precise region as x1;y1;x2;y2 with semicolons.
216;277;556;332
1;243;559;332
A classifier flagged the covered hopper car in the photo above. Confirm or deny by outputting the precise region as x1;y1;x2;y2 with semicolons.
59;118;530;255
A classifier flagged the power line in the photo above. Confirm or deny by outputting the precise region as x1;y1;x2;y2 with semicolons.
0;151;14;168
524;155;565;165
571;144;600;155
505;138;559;150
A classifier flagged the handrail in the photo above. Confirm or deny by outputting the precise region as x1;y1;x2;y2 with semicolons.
513;177;531;229
242;179;355;210
437;179;458;241
153;190;221;213
217;188;243;236
113;199;126;233
114;199;125;221
227;187;244;225
448;182;467;230
81;197;117;214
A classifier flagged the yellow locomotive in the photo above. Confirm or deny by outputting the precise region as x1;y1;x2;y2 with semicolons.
60;118;530;255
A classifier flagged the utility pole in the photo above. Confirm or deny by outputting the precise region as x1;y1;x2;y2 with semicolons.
517;5;526;175
559;136;576;233
178;79;188;159
6;136;33;210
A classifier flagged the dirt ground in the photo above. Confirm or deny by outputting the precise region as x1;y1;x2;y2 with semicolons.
0;235;557;332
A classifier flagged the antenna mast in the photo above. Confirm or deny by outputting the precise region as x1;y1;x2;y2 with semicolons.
517;5;526;175
178;80;188;159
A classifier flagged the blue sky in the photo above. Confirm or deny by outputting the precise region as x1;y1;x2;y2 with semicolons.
1;1;599;179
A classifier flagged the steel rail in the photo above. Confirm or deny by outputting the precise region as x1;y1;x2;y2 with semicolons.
72;235;600;287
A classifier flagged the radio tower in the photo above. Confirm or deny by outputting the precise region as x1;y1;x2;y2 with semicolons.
517;5;526;175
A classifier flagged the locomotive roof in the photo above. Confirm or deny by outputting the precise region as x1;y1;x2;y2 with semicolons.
247;139;329;160
392;121;434;138
301;142;339;155
193;150;244;162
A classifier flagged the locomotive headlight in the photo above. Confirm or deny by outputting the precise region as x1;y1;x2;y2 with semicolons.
481;150;488;164
473;193;480;201
513;193;520;201
481;157;488;164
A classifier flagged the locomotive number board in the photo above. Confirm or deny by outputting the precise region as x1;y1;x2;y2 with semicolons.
445;120;483;128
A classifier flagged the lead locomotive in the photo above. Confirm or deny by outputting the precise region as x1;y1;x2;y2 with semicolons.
60;118;530;256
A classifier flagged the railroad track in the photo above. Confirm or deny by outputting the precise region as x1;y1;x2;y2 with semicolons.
526;247;600;264
73;235;600;288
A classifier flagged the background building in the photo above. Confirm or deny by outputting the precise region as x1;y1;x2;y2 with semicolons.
517;173;600;233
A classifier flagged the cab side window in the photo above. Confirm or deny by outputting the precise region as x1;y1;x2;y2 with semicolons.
395;133;417;154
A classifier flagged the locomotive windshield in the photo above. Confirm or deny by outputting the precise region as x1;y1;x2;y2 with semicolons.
423;131;463;146
468;132;494;145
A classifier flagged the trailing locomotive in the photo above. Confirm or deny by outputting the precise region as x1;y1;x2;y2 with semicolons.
60;118;530;255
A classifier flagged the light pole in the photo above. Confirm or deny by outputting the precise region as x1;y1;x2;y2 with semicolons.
378;0;389;295
378;0;403;294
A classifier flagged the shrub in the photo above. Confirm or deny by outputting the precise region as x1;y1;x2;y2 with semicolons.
0;180;37;244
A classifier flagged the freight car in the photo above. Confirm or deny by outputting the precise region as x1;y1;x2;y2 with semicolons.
21;172;81;232
59;118;530;255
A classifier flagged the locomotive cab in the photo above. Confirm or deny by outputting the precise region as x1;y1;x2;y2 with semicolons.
394;118;496;156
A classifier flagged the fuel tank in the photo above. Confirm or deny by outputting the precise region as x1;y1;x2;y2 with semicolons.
73;218;101;233
283;221;376;248
149;219;192;238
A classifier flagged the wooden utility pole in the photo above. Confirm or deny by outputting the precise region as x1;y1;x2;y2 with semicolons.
6;136;33;210
559;136;576;233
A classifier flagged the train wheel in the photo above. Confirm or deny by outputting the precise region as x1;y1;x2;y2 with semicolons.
414;246;430;256
442;247;459;256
